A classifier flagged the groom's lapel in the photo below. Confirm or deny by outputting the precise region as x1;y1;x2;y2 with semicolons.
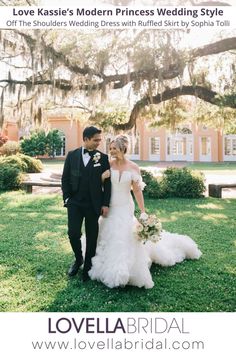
76;147;82;175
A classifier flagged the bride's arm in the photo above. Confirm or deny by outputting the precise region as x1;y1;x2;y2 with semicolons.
101;169;110;182
131;166;146;213
132;181;145;213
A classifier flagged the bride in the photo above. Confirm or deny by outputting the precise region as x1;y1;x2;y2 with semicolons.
88;135;202;289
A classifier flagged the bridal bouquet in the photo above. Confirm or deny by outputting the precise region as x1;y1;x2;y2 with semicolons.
136;213;162;243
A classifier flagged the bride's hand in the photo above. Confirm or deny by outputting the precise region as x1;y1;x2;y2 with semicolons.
101;169;111;182
140;212;148;220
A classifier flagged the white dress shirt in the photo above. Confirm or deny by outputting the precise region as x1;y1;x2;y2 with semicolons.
82;147;91;167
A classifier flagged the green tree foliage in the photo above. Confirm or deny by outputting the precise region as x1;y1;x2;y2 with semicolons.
20;130;47;157
46;130;63;158
20;129;62;158
92;107;129;131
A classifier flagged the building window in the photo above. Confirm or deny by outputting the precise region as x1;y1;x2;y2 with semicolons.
233;139;236;155
225;137;236;156
201;137;211;156
172;138;186;156
167;137;170;155
150;137;160;155
55;133;66;157
189;141;193;155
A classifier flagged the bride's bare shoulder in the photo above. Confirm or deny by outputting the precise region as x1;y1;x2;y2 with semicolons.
110;160;115;168
127;160;140;174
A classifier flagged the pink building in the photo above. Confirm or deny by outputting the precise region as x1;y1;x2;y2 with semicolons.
2;117;236;162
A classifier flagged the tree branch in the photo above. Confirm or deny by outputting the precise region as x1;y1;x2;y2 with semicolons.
0;79;72;91
191;37;236;58
45;105;92;113
114;85;236;130
12;30;236;91
13;30;104;79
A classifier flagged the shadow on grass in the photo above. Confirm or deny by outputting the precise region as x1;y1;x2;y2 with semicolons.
0;192;235;312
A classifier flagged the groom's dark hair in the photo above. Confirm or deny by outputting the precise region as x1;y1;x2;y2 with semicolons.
83;126;102;140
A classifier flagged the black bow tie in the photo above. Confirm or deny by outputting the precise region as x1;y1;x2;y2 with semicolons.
84;149;95;156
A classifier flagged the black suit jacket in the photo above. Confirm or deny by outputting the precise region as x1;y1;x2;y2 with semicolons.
61;148;111;215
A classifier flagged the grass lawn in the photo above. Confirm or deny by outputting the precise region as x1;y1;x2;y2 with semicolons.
0;191;235;312
186;162;236;175
40;159;65;171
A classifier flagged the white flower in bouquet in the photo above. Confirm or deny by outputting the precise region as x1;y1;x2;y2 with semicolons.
150;234;162;243
136;222;144;233
147;216;157;227
149;215;157;223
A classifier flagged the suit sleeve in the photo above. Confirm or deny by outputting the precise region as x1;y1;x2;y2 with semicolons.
61;151;72;202
102;155;111;207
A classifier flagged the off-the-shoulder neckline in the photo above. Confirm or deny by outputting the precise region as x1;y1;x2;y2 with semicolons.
111;168;139;174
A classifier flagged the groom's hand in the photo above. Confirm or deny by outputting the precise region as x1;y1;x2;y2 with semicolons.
101;206;109;217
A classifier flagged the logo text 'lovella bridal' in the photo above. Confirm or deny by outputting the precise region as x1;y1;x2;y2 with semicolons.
48;317;190;334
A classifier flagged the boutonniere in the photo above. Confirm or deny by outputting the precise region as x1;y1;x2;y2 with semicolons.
92;152;101;164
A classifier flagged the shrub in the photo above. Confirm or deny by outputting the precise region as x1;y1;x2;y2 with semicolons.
0;164;23;191
162;167;205;198
0;132;8;147
0;154;43;173
141;169;155;185
145;178;165;199
0;141;20;156
0;155;27;171
17;154;43;173
140;167;205;199
141;169;165;199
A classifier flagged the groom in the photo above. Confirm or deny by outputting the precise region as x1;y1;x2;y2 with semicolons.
61;126;111;281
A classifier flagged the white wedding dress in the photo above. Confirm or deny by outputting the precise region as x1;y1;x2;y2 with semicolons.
88;169;202;289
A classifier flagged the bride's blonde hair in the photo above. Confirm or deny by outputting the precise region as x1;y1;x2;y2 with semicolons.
111;134;130;154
